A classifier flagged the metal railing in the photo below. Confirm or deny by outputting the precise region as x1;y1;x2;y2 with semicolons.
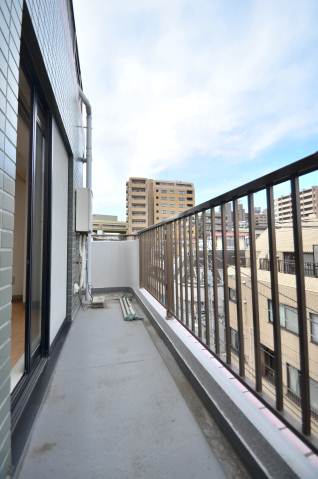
259;257;318;278
138;151;318;447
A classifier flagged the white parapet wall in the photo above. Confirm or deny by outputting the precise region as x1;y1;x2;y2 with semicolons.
92;239;139;290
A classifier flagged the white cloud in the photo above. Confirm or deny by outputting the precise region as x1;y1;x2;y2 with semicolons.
75;0;318;219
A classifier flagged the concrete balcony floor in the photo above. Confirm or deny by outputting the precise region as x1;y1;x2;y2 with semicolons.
17;293;248;479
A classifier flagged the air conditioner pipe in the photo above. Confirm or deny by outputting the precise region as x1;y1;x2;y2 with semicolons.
79;87;92;302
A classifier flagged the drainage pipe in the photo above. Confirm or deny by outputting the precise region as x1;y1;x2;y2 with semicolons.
79;88;92;302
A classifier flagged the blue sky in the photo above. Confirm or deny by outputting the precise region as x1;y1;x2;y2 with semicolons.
75;0;318;219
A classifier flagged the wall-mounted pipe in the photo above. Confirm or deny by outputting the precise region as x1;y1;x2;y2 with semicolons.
79;88;92;302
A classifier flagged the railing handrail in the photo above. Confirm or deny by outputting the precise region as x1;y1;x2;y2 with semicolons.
137;151;318;234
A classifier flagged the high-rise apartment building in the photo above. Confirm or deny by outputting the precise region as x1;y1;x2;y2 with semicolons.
126;178;195;234
274;186;318;223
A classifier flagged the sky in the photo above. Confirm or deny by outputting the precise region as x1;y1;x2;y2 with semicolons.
74;0;318;220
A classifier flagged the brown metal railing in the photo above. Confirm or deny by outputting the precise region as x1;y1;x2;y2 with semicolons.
138;151;318;448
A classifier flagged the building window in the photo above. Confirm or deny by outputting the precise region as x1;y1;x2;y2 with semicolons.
286;364;300;402
132;179;146;184
131;187;145;192
132;211;146;216
229;287;236;302
310;313;318;344
132;219;146;224
261;345;275;384
268;300;298;334
230;328;239;355
287;364;318;418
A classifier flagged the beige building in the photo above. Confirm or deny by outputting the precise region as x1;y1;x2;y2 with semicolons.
126;177;195;234
274;186;318;223
228;218;318;434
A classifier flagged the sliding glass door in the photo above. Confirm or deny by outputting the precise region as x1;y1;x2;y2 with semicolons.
30;104;47;357
12;64;50;393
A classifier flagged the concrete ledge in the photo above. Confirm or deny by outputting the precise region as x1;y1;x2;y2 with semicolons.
134;288;318;479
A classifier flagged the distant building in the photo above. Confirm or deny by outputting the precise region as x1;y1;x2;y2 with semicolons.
254;209;268;229
274;186;318;223
235;201;267;229
228;217;318;424
92;214;127;238
126;178;195;234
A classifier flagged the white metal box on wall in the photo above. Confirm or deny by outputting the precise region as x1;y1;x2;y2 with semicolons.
76;188;92;232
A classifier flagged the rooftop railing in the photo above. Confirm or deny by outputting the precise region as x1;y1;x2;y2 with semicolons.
259;257;318;278
138;151;318;450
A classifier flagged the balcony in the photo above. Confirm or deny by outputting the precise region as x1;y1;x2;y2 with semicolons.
259;258;318;278
16;153;318;478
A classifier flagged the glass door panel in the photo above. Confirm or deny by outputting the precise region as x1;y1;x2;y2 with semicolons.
30;118;46;356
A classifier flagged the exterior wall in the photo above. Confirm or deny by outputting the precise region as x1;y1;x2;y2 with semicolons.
92;240;139;290
25;0;84;317
126;177;195;235
153;180;195;224
0;1;84;476
0;1;23;475
227;221;318;433
228;268;318;427
274;187;318;223
126;177;151;234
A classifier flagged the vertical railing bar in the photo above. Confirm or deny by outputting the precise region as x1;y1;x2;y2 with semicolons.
291;176;311;435
151;229;156;297
189;216;195;332
202;210;210;347
248;194;262;393
183;217;189;328
148;231;150;293
139;234;142;288
210;208;219;354
266;186;283;411
146;232;148;291
155;228;159;301
179;220;184;323
150;229;153;295
160;226;164;304
174;222;179;319
195;213;202;339
171;223;174;315
161;224;168;309
221;203;231;364
157;227;161;302
145;232;148;292
165;222;174;317
233;200;245;377
152;229;156;297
